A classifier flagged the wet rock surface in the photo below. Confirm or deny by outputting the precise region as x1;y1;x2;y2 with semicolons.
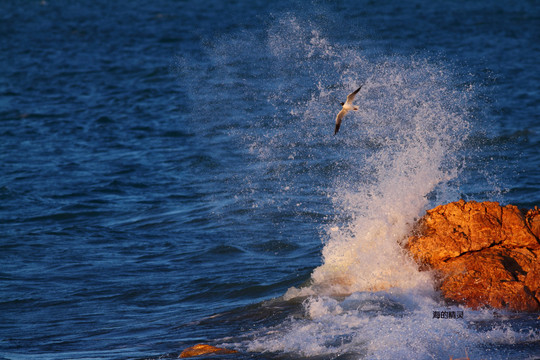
407;200;540;312
179;344;238;358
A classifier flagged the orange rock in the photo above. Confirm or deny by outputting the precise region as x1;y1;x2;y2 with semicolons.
179;344;238;358
406;200;540;312
526;206;540;239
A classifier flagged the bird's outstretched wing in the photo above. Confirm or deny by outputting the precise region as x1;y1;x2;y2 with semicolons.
334;109;347;135
345;85;362;105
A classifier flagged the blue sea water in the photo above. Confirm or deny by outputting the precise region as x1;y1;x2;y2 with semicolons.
1;0;539;359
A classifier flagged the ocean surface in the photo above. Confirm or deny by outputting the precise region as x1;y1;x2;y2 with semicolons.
1;0;539;359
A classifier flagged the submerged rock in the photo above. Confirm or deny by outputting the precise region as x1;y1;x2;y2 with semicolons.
179;344;238;358
406;200;540;312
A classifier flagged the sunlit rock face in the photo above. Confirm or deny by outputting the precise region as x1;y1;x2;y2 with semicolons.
407;200;540;312
179;344;238;358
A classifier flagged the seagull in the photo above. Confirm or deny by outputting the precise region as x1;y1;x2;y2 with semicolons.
334;85;362;135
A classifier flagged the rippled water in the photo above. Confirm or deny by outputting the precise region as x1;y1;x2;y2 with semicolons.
1;1;539;359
